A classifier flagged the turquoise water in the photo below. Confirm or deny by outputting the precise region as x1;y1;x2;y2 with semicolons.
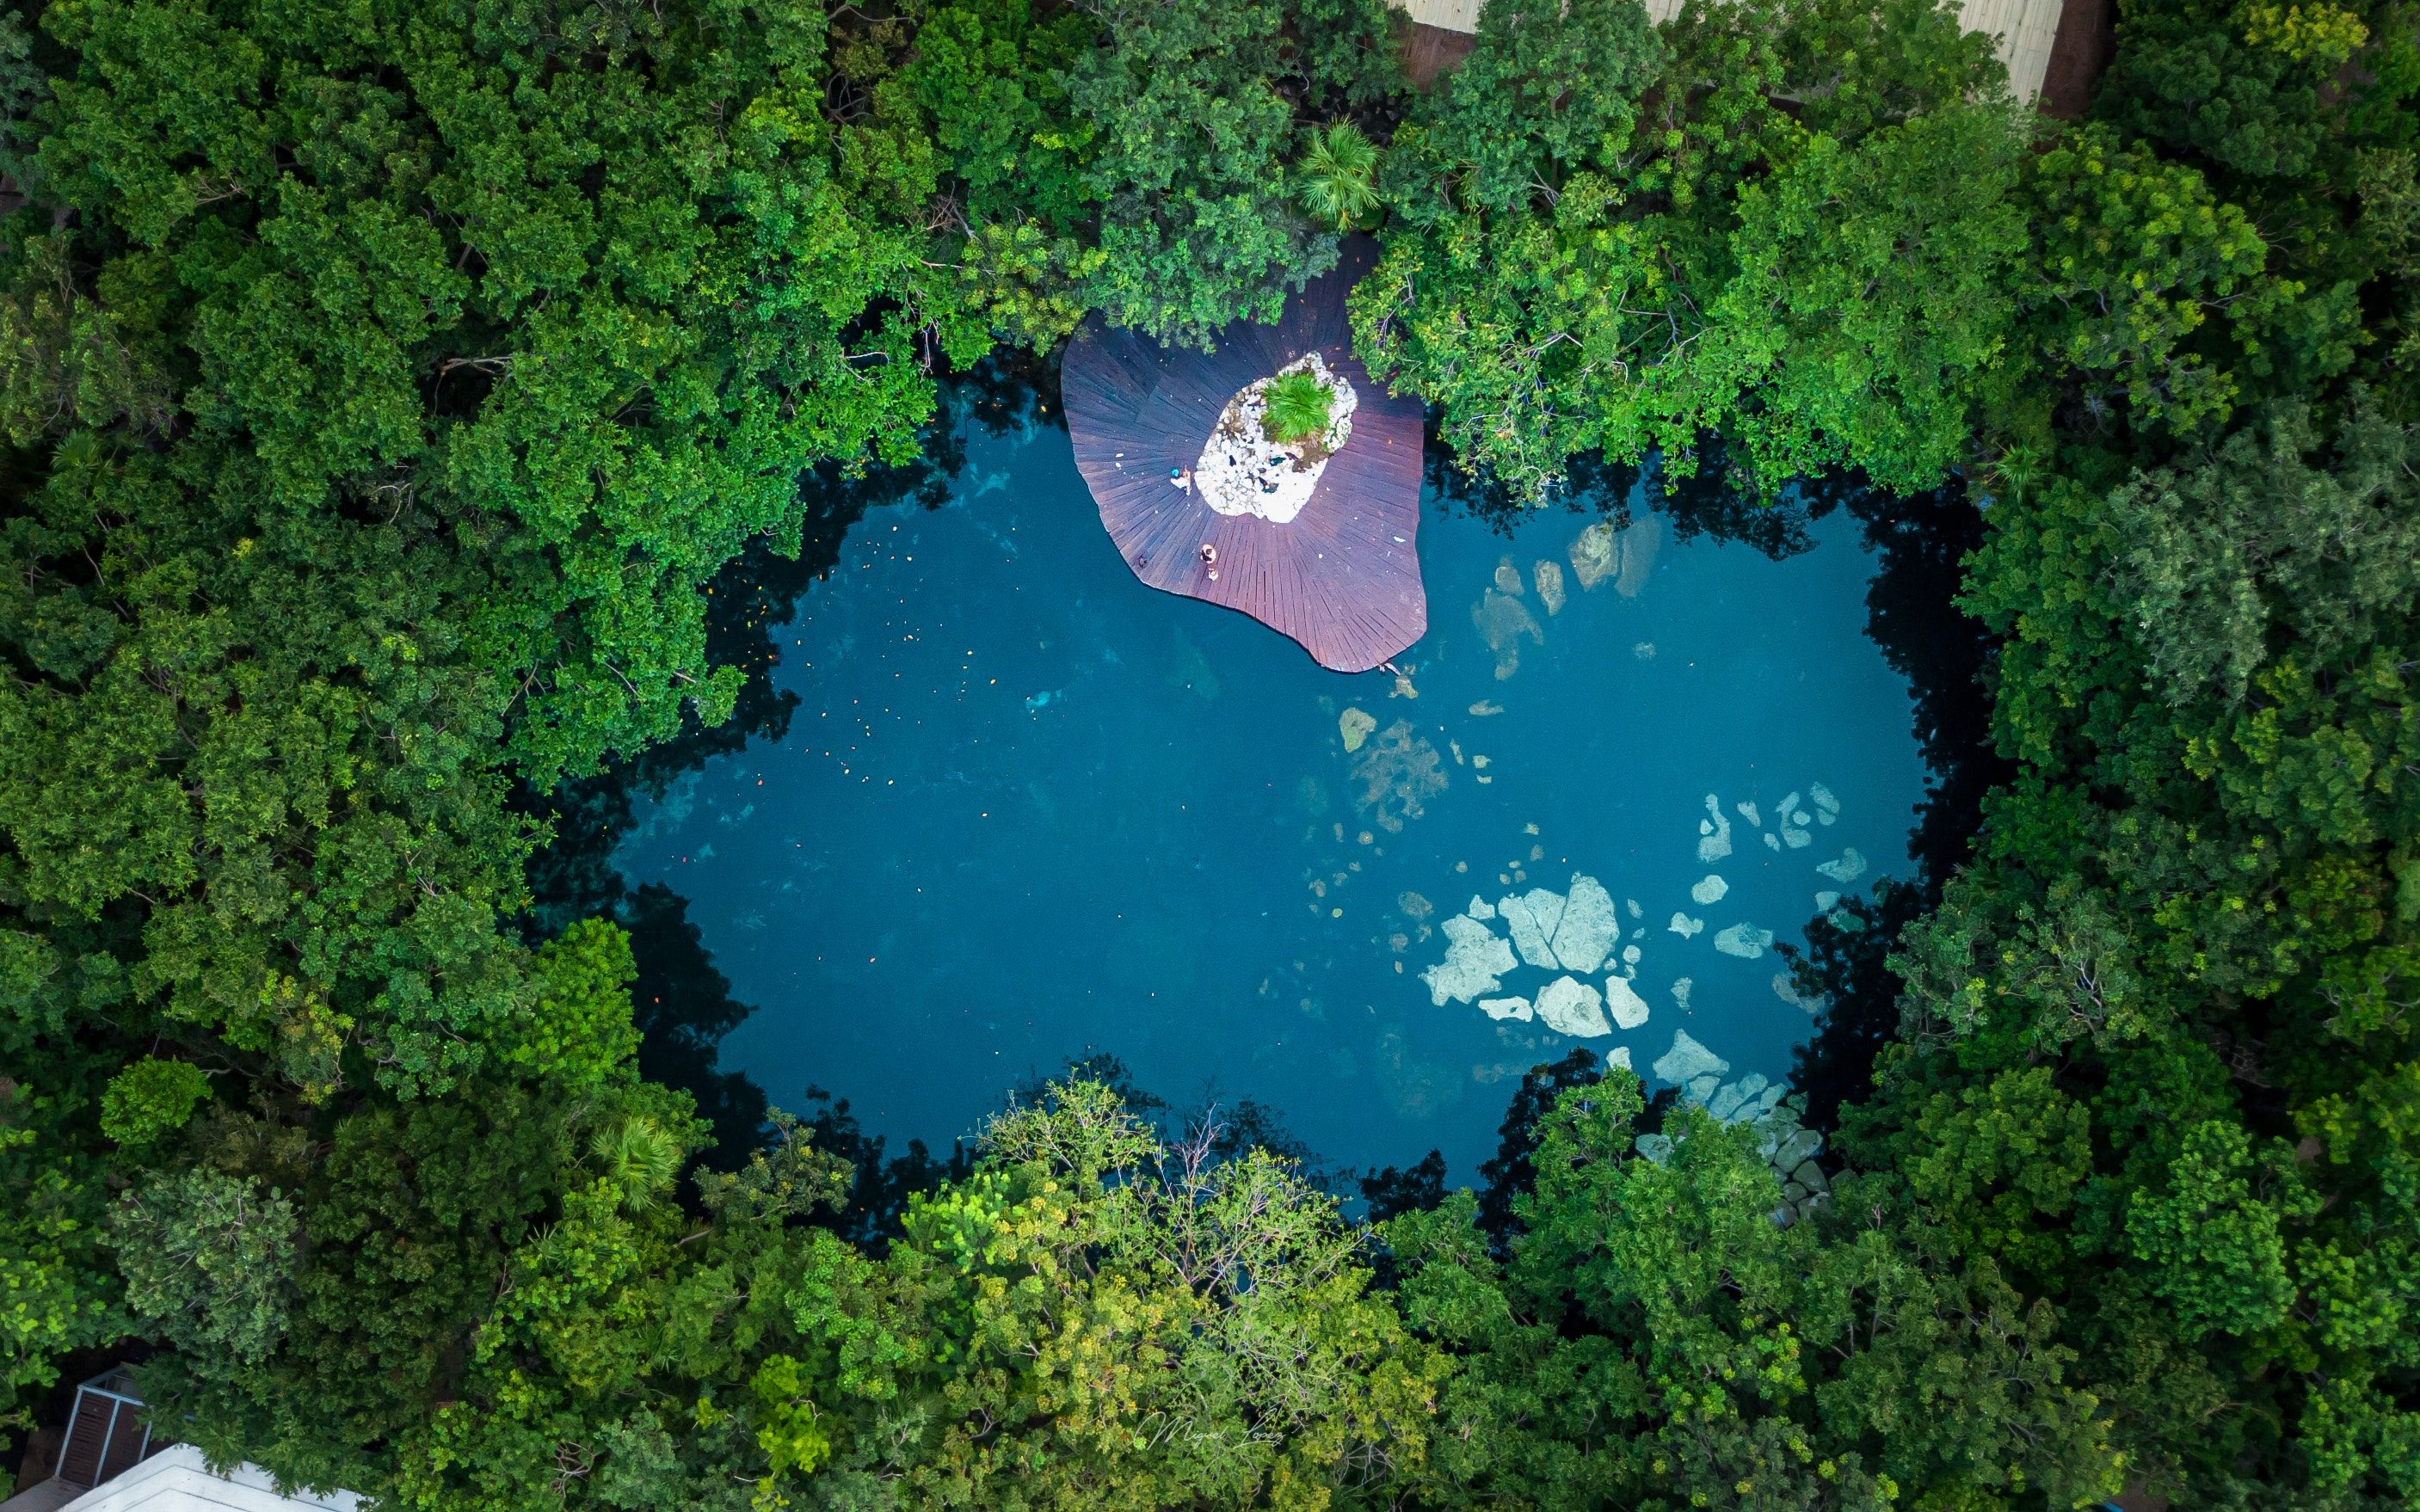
612;398;1933;1180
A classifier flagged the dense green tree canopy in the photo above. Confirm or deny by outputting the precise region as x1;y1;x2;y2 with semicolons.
2;0;2417;1504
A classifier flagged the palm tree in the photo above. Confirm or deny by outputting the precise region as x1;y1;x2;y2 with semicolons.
1261;372;1336;446
1296;122;1380;231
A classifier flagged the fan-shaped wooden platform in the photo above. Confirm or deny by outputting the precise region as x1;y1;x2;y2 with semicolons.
1061;237;1427;673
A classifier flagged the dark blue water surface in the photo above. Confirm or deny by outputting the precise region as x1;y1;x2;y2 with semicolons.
610;391;1937;1182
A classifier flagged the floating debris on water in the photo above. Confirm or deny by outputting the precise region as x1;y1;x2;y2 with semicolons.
1604;974;1651;1030
1421;914;1518;1005
1697;794;1733;864
1816;847;1868;883
1669;913;1705;938
1714;923;1776;959
1534;559;1567;614
1690;874;1729;905
1339;706;1376;753
1535;975;1612;1036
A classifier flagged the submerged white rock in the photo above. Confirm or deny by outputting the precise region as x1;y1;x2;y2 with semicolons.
1690;874;1729;905
1468;896;1497;919
1772;974;1816;1011
1736;800;1763;827
1653;1029;1730;1086
1713;923;1776;959
1816;847;1868;883
1810;782;1839;823
1422;914;1518;1005
1534;559;1567;614
1480;995;1533;1022
1499;889;1562;969
1569;521;1617;589
1550;874;1622;973
1197;351;1357;524
1535;975;1612;1037
1814;890;1840;910
1696;795;1733;864
1669;913;1704;938
1672;977;1693;1011
1609;1045;1634;1073
1604;974;1652;1030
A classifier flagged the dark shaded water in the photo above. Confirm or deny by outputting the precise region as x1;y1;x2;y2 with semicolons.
547;378;1990;1186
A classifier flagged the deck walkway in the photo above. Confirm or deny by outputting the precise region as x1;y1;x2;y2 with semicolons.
1061;237;1427;673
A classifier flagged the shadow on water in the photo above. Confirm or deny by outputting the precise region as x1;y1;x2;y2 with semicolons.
529;380;1998;1229
519;359;1056;1177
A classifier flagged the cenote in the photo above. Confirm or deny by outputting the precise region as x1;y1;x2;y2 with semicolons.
567;372;1980;1185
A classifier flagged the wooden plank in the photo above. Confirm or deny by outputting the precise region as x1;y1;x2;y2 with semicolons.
1062;237;1427;674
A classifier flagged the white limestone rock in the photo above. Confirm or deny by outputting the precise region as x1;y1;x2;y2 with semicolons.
1421;914;1517;1005
1499;888;1564;969
1669;913;1704;938
1635;1132;1674;1165
1609;1045;1634;1073
1816;847;1868;883
1696;794;1733;864
1736;800;1763;827
1534;559;1567;614
1814;890;1840;910
1535;975;1612;1037
1686;1073;1722;1105
1468;896;1497;919
1604;974;1652;1030
1653;1029;1729;1087
1764;832;1782;851
1690;874;1729;905
1810;783;1839;824
1708;1080;1752;1122
1480;995;1533;1022
1549;873;1622;973
1570;521;1618;590
1714;923;1776;959
1197;351;1357;524
1672;976;1693;1011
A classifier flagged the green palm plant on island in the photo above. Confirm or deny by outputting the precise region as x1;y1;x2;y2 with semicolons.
1296;121;1381;230
1261;371;1338;447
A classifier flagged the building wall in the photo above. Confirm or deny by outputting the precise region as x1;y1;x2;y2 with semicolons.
1387;0;2068;101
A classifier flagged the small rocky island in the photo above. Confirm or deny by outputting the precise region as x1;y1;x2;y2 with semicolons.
1197;352;1358;523
1059;236;1426;673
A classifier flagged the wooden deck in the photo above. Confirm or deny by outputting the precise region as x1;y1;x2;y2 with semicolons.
1061;237;1428;674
